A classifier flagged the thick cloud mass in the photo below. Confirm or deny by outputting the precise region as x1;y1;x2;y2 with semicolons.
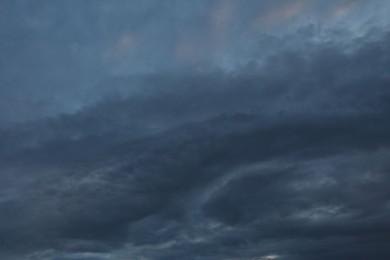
1;1;390;259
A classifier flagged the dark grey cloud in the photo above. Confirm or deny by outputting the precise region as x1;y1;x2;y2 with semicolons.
1;1;390;259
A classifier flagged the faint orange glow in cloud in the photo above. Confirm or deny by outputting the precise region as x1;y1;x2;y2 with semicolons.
211;0;236;43
333;0;359;19
253;0;308;29
175;32;206;64
103;32;139;74
114;32;138;53
176;0;237;65
319;0;359;26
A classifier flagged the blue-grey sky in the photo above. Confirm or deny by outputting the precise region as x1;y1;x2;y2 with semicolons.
1;1;390;259
1;0;389;125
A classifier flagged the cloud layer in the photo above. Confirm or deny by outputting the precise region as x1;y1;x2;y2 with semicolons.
1;1;390;259
1;0;389;124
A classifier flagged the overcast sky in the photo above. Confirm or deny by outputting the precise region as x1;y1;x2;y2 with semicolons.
1;1;390;259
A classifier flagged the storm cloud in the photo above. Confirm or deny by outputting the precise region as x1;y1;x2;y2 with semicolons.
1;1;390;259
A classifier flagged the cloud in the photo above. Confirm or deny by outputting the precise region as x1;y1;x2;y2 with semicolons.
1;1;390;259
252;0;308;29
1;0;389;125
2;101;390;259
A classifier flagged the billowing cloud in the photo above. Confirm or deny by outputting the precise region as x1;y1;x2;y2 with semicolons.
1;1;390;259
1;0;389;125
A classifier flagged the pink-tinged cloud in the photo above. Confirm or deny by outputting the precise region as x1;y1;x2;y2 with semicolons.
114;33;138;53
175;31;206;64
333;1;356;19
319;0;359;26
103;32;140;74
211;0;236;43
252;0;308;29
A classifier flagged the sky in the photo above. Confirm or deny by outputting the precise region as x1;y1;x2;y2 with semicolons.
0;0;390;259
